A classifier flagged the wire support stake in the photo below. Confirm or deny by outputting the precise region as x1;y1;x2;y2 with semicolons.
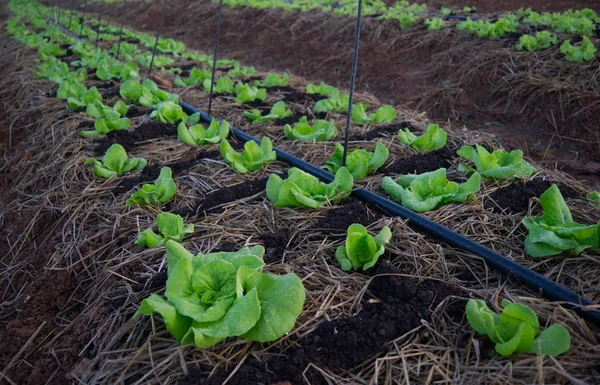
207;0;224;116
148;0;168;77
95;0;104;46
79;0;87;38
341;0;363;167
115;0;128;60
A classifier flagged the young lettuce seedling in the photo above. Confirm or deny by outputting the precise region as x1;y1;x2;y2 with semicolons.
522;185;600;257
560;36;597;62
96;59;139;81
244;101;292;124
336;224;392;271
150;101;199;125
382;168;481;212
120;79;178;108
174;68;211;88
306;82;338;96
85;100;128;120
587;191;600;207
397;124;447;153
267;167;353;209
457;144;536;180
135;212;194;248
135;241;305;348
84;143;146;178
283;116;338;141
57;80;103;111
466;299;570;356
313;89;350;113
322;142;389;179
227;63;257;78
220;137;277;174
352;103;397;124
255;73;289;88
202;77;234;94
178;119;230;146
234;82;268;103
126;167;176;206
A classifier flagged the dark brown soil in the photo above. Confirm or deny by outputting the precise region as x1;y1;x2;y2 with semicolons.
93;120;179;154
126;105;153;118
258;230;293;264
352;122;418;141
380;148;453;175
312;199;381;231
192;176;269;216
486;178;583;214
178;265;459;385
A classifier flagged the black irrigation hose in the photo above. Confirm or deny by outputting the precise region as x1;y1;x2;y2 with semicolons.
341;0;362;168
207;0;224;116
115;0;127;60
147;0;167;77
179;100;600;326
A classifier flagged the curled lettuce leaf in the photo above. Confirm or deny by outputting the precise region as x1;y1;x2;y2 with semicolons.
283;116;338;141
243;101;292;124
397;124;447;153
457;144;536;180
84;143;146;178
178;119;230;146
126;167;176;206
135;212;194;248
322;142;389;179
221;137;276;173
336;224;392;271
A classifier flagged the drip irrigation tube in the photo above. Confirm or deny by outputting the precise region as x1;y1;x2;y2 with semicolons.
179;101;600;326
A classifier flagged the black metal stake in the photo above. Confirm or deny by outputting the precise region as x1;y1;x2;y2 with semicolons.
115;0;128;60
79;0;88;38
67;0;75;31
207;0;224;115
148;0;168;77
341;0;363;167
95;0;104;46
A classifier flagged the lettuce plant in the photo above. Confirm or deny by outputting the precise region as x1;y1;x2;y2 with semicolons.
234;83;267;103
322;142;389;179
424;17;445;30
71;51;111;69
306;82;337;96
35;60;87;83
522;185;599;258
174;68;211;88
109;42;138;58
313;90;349;113
120;79;177;108
466;299;570;356
267;167;353;209
352;103;396;124
243;101;292;124
150;101;198;125
135;52;174;68
255;73;289;88
96;60;139;81
283;116;338;141
382;168;481;212
82;111;131;138
336;224;392;271
126;167;176;206
202;77;234;94
135;241;305;348
516;31;558;51
560;37;597;63
57;81;103;111
135;212;194;248
220;137;277;173
397;124;447;153
227;63;257;78
37;42;66;58
84;143;146;178
86;100;128;119
155;38;186;54
457;145;536;180
587;191;600;207
178;119;230;146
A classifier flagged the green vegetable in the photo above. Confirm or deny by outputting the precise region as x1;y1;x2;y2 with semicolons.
522;185;600;258
120;79;177;108
35;60;87;83
382;168;481;212
516;31;558;51
227;63;257;78
85;99;128;120
57;80;103;111
322;142;389;179
243;101;292;124
457;144;536;180
313;90;349;113
397;124;447;153
587;191;600;207
202;77;234;94
267;167;353;209
96;60;139;81
84;143;146;178
351;103;396;124
135;212;194;248
336;224;392;271
424;17;445;30
178;119;230;146
255;73;289;87
220;137;276;173
82;110;131;138
155;38;186;54
234;82;267;103
174;68;211;88
466;299;570;356
150;101;188;124
134;52;174;68
283;116;338;141
126;167;176;206
135;241;305;347
306;82;337;96
560;37;597;63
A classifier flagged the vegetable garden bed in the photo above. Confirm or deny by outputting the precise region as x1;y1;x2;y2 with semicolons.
1;1;600;384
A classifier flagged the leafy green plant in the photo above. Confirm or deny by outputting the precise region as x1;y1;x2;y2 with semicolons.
352;103;396;124
522;185;599;257
322;142;389;179
516;31;558;51
466;299;570;356
84;143;146;178
382;168;481;212
37;42;66;58
109;42;138;58
86;99;128;120
71;51;111;69
220;137;277;173
120;79;177;108
96;60;139;81
552;15;595;36
178;119;230;146
457;144;536;180
243;101;292;124
135;241;305;348
398;12;417;29
336;224;392;271
306;82;337;96
155;38;186;55
587;191;600;207
255;73;289;88
267;167;353;209
227;62;257;78
135;212;194;248
234;83;267;103
283;116;338;141
202;77;234;94
82;110;130;138
424;17;445;30
35;60;87;83
150;101;190;124
174;68;211;88
57;81;103;111
313;90;349;113
397;124;447;153
440;7;452;16
126;167;176;206
135;52;174;68
560;37;597;63
463;6;476;12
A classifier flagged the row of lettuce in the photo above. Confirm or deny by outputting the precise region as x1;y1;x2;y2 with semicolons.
9;0;598;358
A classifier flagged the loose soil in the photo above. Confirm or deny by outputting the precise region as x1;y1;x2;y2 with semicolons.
352;122;418;141
191;176;269;216
380;148;454;175
94;120;178;154
312;198;382;231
